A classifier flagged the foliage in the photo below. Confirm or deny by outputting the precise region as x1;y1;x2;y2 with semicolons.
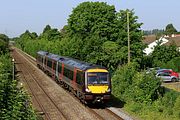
165;23;177;35
143;29;164;36
0;34;9;43
66;1;119;66
159;57;180;72
68;2;117;39
126;72;163;103
112;63;164;103
173;96;180;119
15;25;62;57
65;2;145;71
0;34;9;54
124;90;180;120
112;63;137;100
0;53;37;119
151;41;180;67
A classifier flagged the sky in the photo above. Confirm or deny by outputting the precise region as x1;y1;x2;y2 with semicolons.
0;0;179;37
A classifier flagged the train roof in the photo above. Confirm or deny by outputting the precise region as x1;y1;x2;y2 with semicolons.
46;53;62;61
59;57;106;71
37;51;106;71
37;51;49;56
63;58;92;70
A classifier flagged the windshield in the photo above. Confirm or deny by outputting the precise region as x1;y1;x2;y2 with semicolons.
87;72;108;84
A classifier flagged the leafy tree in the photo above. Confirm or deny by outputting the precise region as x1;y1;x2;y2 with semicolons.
40;25;61;41
66;2;145;71
151;41;180;66
16;30;35;50
43;24;51;33
68;2;117;39
64;1;121;70
0;34;9;53
165;23;177;35
0;40;8;53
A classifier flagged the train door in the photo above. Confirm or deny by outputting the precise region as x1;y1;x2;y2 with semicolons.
43;56;46;68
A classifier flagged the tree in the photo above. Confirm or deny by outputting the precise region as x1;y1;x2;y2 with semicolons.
0;34;9;43
40;25;61;41
165;23;177;35
16;30;35;50
67;2;117;39
43;24;51;33
151;41;180;66
0;34;9;53
66;1;119;64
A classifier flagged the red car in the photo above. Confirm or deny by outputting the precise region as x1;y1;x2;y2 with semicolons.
157;69;179;78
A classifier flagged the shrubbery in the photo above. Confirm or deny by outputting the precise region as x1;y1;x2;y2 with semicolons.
0;34;9;54
0;53;37;119
112;63;164;103
160;57;180;72
112;63;180;120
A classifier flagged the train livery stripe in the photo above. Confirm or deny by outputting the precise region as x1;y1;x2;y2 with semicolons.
88;86;109;93
86;69;108;73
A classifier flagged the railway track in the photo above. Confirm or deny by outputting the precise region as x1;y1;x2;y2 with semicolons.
12;49;66;120
87;103;123;120
12;47;124;120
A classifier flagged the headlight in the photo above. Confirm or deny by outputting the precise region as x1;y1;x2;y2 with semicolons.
85;88;91;93
106;88;111;92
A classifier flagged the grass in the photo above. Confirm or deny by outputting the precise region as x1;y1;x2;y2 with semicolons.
163;83;180;92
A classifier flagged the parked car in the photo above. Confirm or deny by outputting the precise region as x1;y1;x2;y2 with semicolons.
156;72;179;82
157;69;179;78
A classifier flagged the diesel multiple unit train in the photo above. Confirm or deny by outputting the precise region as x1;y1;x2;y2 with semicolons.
36;51;111;103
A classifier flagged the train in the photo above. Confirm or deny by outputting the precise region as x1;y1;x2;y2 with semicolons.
36;51;111;104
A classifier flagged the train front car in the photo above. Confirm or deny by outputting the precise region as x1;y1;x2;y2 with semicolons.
84;68;111;103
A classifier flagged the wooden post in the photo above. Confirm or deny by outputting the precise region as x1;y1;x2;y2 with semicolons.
127;11;130;65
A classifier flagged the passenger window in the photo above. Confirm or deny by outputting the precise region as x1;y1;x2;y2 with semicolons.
58;63;62;73
64;67;73;80
76;71;82;84
53;62;56;70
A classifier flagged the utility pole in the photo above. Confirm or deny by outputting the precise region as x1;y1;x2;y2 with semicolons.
12;58;15;80
127;11;130;65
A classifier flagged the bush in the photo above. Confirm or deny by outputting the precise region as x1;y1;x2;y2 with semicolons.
173;96;180;119
0;53;37;119
124;72;163;103
125;101;142;113
112;63;137;100
152;90;180;119
112;62;164;103
160;57;180;72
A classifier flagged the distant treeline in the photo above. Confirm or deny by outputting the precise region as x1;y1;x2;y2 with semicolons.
143;29;164;35
143;23;179;36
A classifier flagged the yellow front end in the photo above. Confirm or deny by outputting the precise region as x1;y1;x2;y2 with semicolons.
88;85;109;94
